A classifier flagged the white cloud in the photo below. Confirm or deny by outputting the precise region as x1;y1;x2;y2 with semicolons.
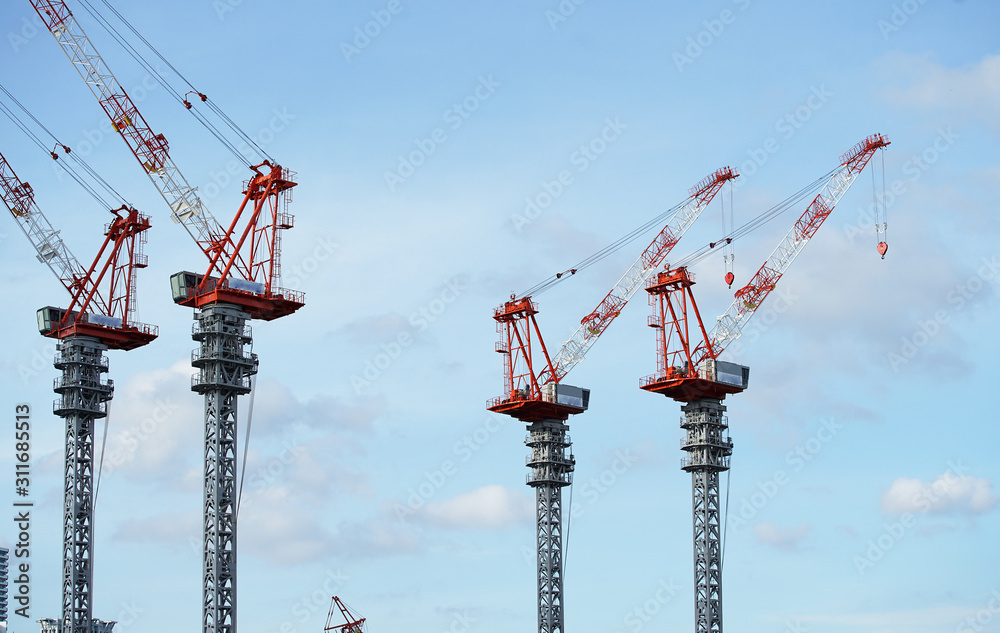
330;516;420;560
114;511;200;549
239;485;333;565
98;363;380;495
251;377;384;436
101;360;202;483
801;604;979;633
241;436;374;507
878;52;1000;131
754;522;811;551
330;312;412;347
881;473;997;516
421;485;533;530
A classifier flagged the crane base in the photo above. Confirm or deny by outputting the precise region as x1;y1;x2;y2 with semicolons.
641;377;744;403
38;310;158;351
487;398;581;423
170;271;304;321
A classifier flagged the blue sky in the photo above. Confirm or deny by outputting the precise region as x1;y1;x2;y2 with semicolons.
0;1;998;632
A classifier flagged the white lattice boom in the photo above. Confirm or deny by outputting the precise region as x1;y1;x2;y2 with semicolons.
547;167;738;382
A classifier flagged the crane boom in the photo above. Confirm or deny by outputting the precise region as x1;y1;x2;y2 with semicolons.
704;134;889;362
0;149;86;291
31;0;223;257
543;167;738;383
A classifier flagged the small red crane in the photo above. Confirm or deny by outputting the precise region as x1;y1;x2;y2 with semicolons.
324;597;367;633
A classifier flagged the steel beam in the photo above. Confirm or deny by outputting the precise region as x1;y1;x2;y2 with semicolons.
526;419;574;633
191;304;257;633
681;398;731;633
53;335;113;633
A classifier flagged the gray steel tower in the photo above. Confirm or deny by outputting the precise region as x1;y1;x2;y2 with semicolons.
1;546;9;623
191;304;258;633
53;337;113;633
525;419;575;633
680;399;732;633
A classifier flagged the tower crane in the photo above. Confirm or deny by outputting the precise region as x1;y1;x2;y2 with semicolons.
324;597;367;633
1;145;155;633
489;167;737;633
640;134;889;633
33;3;303;633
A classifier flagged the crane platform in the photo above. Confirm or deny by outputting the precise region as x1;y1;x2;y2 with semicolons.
641;360;749;403
170;271;305;321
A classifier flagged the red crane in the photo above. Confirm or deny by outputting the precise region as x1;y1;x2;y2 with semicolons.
1;145;155;632
641;134;889;633
643;134;890;401
324;597;367;633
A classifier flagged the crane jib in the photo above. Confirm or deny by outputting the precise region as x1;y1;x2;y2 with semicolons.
704;134;890;362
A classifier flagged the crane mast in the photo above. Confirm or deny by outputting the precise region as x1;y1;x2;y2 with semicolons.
1;146;155;633
34;4;304;633
489;167;736;633
641;135;889;633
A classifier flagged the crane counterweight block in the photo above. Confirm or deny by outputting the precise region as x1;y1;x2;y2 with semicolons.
169;270;304;321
